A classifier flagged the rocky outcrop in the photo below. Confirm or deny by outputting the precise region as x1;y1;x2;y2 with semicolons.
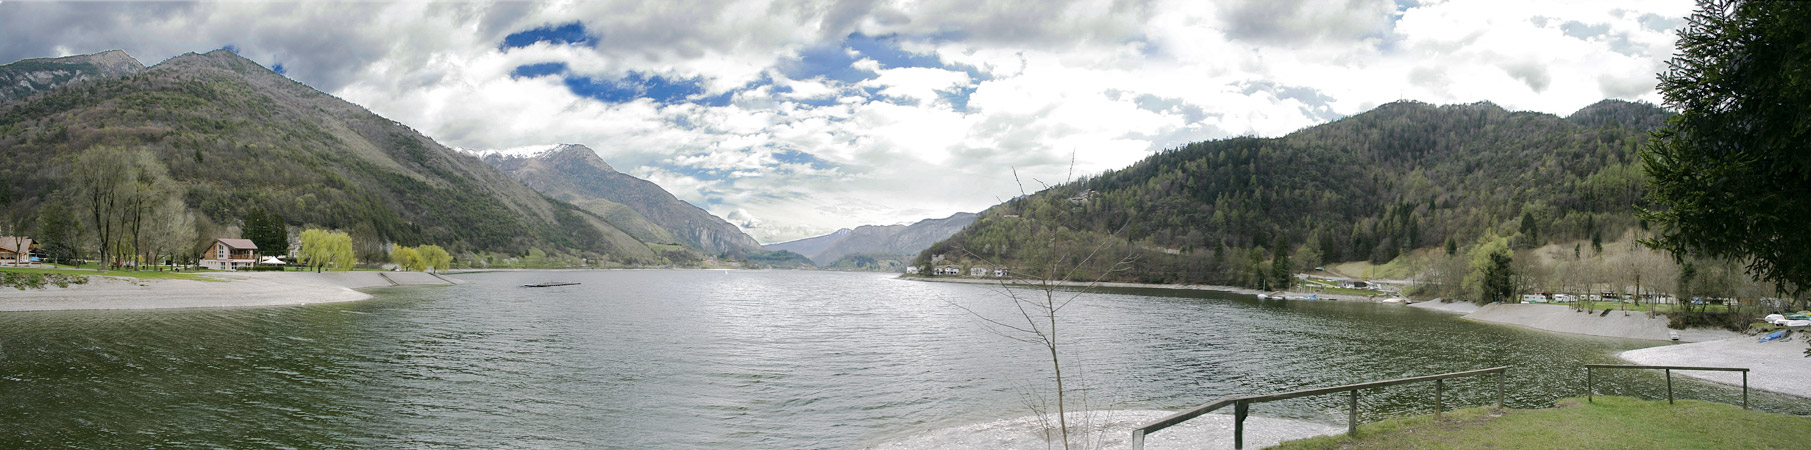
0;50;145;103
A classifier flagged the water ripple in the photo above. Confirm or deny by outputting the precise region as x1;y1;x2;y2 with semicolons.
2;271;1804;449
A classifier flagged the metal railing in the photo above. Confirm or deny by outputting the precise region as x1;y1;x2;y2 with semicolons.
1130;366;1510;450
1584;364;1749;409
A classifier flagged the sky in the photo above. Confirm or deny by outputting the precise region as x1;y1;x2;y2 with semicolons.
0;0;1695;243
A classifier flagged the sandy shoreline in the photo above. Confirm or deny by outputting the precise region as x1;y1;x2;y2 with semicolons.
0;271;456;312
1619;337;1811;399
1412;301;1807;398
1457;303;1740;343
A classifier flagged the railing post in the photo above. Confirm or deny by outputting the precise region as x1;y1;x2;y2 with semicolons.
1495;370;1505;409
1587;366;1594;404
1130;429;1145;450
1665;369;1673;404
1347;390;1359;437
1434;379;1444;420
1234;400;1248;450
1742;371;1749;410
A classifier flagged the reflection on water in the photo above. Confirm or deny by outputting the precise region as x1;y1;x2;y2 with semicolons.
1;270;1800;448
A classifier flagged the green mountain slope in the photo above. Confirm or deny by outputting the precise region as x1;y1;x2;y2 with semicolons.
0;49;663;264
480;144;763;257
917;99;1669;286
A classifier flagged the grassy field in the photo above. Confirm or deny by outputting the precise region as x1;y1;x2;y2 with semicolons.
1551;301;1738;314
1275;396;1811;449
1299;278;1387;296
0;266;221;282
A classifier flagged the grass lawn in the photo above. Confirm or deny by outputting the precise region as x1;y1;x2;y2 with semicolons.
1275;396;1811;449
1537;301;1736;315
1299;279;1387;296
0;266;222;282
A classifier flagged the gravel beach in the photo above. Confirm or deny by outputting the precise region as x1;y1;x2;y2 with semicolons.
1618;336;1811;399
0;271;455;311
1457;303;1739;342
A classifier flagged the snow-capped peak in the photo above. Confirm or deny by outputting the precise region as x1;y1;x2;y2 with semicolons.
456;143;580;160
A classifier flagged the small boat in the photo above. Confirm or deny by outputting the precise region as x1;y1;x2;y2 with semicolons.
1759;330;1791;343
522;282;581;288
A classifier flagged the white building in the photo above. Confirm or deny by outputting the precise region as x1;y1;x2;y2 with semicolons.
199;238;258;270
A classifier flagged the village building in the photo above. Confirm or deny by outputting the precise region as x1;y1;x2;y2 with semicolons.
970;266;988;277
905;266;920;274
992;268;1008;278
0;236;36;265
199;238;258;270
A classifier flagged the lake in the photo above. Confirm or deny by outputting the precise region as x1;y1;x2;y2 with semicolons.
1;270;1798;448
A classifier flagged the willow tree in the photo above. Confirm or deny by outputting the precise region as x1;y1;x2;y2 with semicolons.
391;245;423;272
1641;0;1811;298
299;229;355;272
417;245;452;273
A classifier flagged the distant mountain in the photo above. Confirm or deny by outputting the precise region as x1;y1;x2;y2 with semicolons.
0;49;668;265
763;228;851;261
919;100;1670;287
1566;99;1671;130
766;212;977;266
0;50;145;103
479;144;763;257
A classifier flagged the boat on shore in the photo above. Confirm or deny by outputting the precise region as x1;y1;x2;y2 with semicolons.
522;282;581;288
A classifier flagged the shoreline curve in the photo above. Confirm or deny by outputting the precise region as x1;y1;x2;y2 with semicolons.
0;271;457;312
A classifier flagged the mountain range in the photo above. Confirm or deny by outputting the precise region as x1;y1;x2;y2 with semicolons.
477;144;762;257
0;49;746;266
765;212;976;267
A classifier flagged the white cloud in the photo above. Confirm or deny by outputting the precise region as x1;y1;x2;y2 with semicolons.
0;0;1698;243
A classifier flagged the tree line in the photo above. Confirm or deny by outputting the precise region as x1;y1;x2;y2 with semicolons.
920;99;1669;291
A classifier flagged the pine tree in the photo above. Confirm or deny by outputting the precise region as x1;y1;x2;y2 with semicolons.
1641;0;1811;296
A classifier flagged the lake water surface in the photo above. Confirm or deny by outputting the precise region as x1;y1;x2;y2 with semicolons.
1;270;1799;448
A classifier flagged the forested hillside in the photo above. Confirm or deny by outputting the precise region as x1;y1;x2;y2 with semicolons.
0;49;668;266
917;100;1670;287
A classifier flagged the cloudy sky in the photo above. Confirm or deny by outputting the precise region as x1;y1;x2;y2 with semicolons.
0;0;1693;243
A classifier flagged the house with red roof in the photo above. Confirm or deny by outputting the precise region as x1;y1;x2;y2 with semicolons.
199;238;258;270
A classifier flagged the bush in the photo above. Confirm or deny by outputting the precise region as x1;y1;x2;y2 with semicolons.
2;272;90;290
1666;309;1757;331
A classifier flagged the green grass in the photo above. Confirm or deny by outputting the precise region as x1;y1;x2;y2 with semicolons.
1543;301;1735;314
1299;278;1387;296
1274;396;1811;449
0;266;222;282
1329;253;1427;281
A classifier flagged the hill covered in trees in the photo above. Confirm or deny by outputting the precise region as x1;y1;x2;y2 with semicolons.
0;49;685;266
917;99;1671;288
